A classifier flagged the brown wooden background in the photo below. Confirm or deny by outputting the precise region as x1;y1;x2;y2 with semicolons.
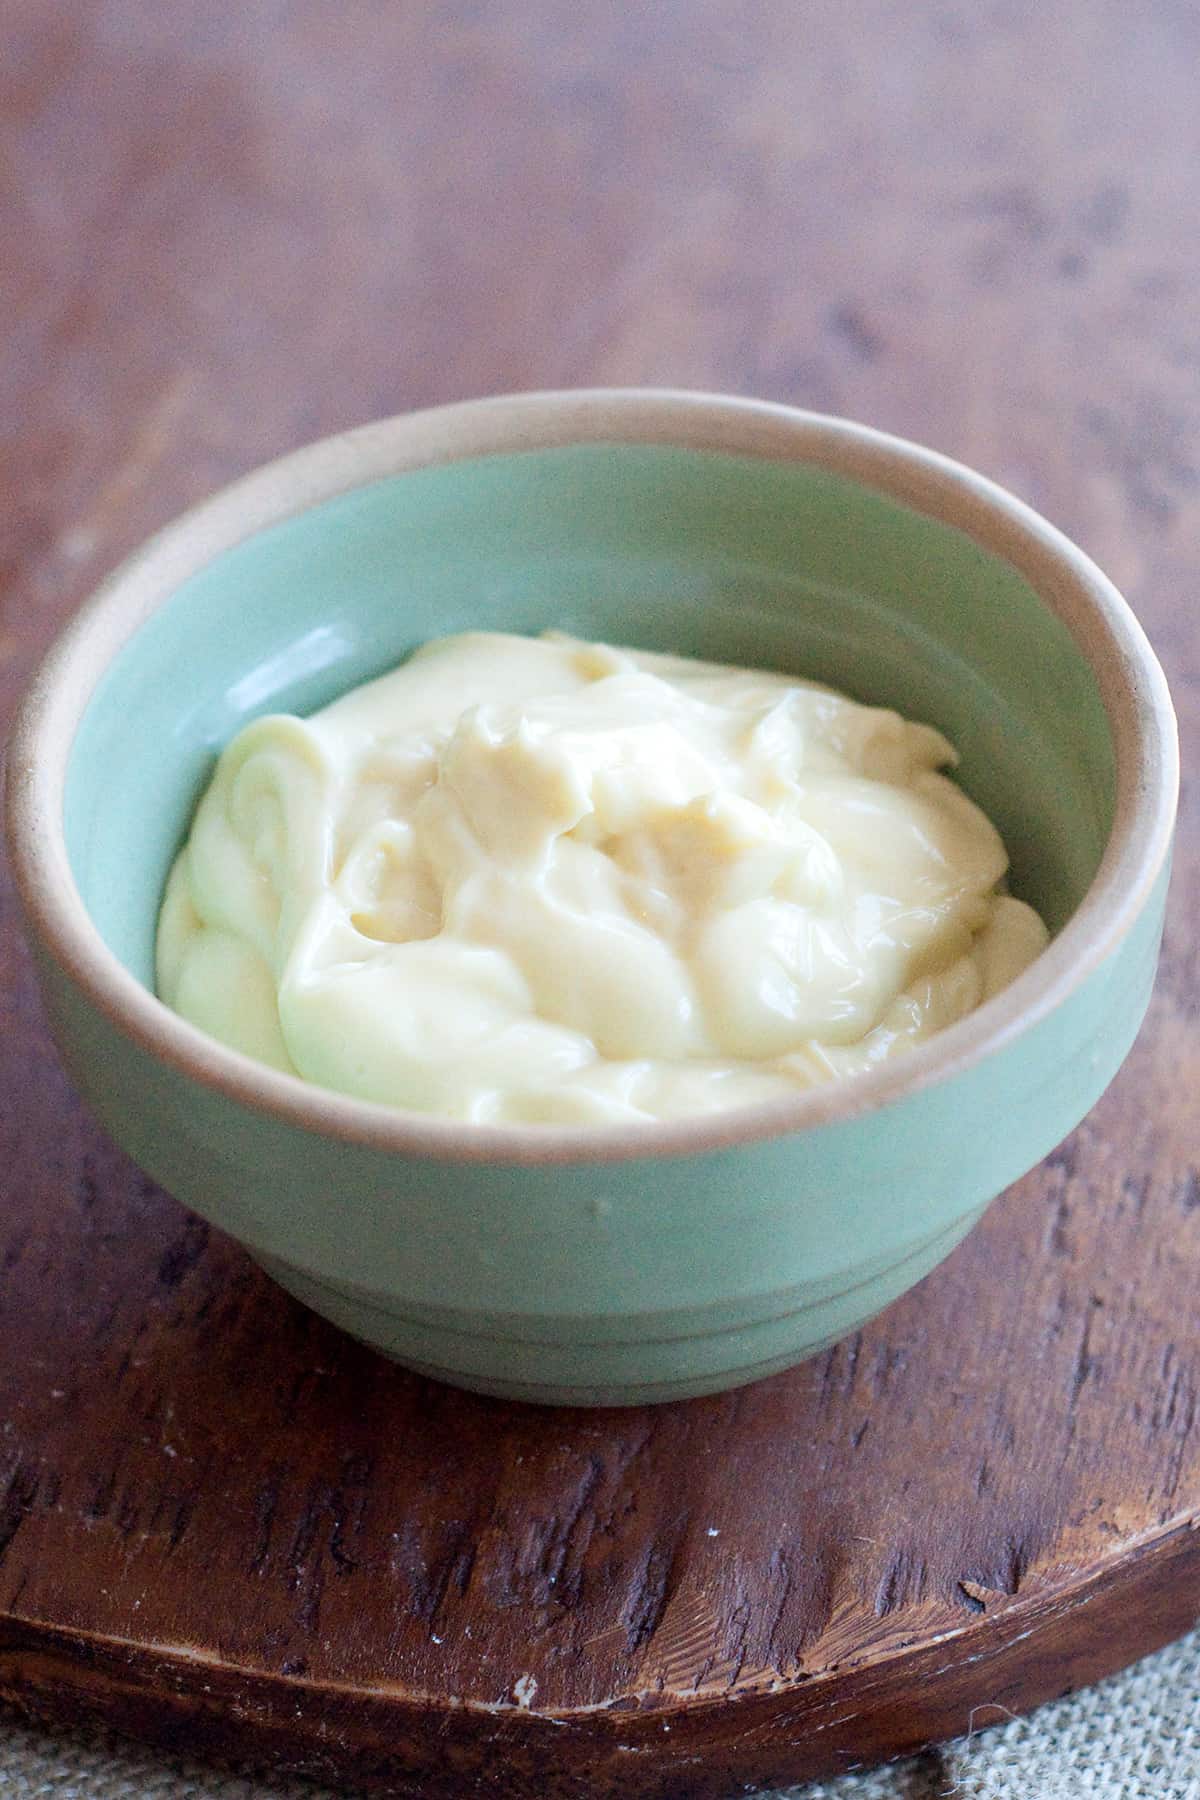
2;3;1198;1796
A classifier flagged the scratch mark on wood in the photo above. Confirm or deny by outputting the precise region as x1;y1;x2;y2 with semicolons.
1;1227;30;1277
249;1473;281;1576
1123;1172;1151;1215
0;1461;39;1566
1067;1297;1103;1431
156;1216;210;1290
624;1520;690;1654
874;1548;927;1618
826;303;882;363
75;1155;100;1213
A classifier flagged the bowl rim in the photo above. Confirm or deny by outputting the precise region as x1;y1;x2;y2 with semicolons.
4;388;1179;1166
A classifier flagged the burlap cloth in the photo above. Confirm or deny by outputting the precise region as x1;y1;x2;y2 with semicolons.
3;1623;1197;1799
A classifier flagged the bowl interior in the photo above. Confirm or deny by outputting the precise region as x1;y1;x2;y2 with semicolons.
64;444;1115;988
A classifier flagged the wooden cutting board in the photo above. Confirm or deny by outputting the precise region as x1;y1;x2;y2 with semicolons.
2;844;1199;1798
4;0;1200;1792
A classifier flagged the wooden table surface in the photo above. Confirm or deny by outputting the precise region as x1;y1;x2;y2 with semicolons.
2;3;1198;1796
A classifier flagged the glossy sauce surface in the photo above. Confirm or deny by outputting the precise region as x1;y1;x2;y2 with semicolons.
157;633;1048;1123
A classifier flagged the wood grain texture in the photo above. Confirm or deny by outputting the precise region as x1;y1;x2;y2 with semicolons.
1;0;1198;1793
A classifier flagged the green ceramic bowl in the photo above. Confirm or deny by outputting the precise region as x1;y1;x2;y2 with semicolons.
5;392;1178;1405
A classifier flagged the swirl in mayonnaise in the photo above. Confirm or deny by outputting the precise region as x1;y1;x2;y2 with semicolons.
157;632;1048;1125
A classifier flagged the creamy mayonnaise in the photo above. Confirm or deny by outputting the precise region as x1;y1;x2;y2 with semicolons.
157;632;1048;1125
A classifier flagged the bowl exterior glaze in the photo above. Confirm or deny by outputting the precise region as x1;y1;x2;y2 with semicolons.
7;393;1177;1404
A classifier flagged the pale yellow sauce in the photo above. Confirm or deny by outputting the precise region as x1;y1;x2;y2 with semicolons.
157;632;1048;1124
